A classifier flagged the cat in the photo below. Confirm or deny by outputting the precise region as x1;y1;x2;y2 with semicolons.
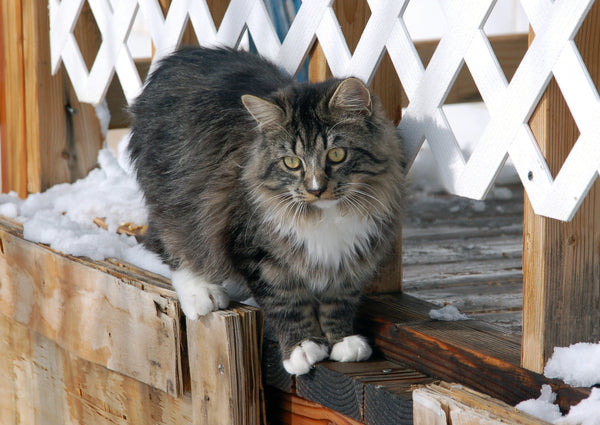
128;47;405;375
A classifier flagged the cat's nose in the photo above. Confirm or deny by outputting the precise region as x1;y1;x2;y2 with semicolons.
305;173;328;197
306;187;324;197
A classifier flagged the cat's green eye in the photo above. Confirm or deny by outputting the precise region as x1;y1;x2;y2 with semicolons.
327;147;347;163
283;156;302;170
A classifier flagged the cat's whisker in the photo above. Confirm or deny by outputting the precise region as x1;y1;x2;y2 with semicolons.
343;184;389;213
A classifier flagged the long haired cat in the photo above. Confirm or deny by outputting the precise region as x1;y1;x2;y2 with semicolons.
128;47;405;375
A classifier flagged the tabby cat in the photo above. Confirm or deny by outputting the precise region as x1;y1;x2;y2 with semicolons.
128;47;405;375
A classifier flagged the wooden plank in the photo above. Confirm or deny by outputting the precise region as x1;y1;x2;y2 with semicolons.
357;293;591;412
0;313;193;425
295;360;433;425
186;304;265;425
0;218;184;397
265;388;364;425
0;1;101;195
522;2;600;372
413;382;549;425
0;1;7;192
0;0;27;196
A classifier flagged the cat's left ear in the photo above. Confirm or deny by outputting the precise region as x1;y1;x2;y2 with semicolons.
329;78;372;116
242;95;285;128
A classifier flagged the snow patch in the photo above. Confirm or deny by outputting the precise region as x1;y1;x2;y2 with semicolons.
429;305;469;321
516;342;600;424
515;385;562;422
544;342;600;387
0;136;170;278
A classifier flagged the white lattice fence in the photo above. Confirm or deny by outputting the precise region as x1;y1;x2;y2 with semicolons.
49;0;600;221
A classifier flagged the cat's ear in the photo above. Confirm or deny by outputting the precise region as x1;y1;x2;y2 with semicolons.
329;77;372;116
242;95;285;128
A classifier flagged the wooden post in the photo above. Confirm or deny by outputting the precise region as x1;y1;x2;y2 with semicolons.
522;3;600;372
0;0;102;197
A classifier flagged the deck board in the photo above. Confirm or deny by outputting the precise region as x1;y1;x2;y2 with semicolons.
402;184;524;334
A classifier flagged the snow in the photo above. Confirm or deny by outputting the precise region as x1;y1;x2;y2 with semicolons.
429;305;469;321
0;137;170;278
515;342;600;424
516;385;563;423
517;387;600;425
544;342;600;387
557;389;600;425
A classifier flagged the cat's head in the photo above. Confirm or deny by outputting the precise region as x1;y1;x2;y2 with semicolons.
242;77;404;224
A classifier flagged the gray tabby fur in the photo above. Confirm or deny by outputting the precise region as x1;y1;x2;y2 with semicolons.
128;47;406;374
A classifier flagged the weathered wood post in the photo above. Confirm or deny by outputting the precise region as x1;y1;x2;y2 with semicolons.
522;2;600;372
0;0;102;197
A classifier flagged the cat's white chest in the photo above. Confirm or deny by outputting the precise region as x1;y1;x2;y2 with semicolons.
295;201;374;269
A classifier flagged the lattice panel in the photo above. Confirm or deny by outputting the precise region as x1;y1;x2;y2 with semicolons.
49;0;600;221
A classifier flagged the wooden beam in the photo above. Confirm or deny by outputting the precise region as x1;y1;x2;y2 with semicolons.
295;360;433;424
413;382;548;425
0;0;27;196
0;1;101;196
0;1;8;193
356;293;591;412
0;218;185;397
522;3;600;372
265;388;364;425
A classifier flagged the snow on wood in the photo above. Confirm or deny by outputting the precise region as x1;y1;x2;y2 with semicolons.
413;382;549;425
0;217;185;396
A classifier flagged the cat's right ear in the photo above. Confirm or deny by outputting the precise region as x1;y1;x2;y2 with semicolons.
242;95;285;129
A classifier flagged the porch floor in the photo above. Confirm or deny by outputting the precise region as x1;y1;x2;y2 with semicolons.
402;184;524;335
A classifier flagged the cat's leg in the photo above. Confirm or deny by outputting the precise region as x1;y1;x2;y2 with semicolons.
252;281;328;375
318;289;372;363
171;266;229;320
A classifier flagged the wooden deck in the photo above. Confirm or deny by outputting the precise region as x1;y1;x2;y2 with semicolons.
402;183;524;335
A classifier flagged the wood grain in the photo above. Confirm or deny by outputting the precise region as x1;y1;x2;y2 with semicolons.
413;382;549;425
0;314;193;425
296;360;433;425
0;0;27;196
357;293;591;412
0;1;102;196
187;304;265;425
265;388;364;425
522;1;600;372
0;218;184;397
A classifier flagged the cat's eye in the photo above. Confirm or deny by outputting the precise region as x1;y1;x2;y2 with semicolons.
327;148;347;163
283;156;302;170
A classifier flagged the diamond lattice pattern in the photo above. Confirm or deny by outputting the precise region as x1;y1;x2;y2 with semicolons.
49;0;600;221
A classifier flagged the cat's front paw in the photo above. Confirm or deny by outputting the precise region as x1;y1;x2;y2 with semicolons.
329;335;372;362
172;268;229;320
283;340;329;375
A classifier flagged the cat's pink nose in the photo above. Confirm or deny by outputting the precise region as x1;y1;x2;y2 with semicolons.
306;187;324;197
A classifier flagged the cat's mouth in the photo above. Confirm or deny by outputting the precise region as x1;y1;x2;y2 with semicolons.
313;199;339;209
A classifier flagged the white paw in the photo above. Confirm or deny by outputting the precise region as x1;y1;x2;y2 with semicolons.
282;340;329;375
329;335;372;362
171;268;229;320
